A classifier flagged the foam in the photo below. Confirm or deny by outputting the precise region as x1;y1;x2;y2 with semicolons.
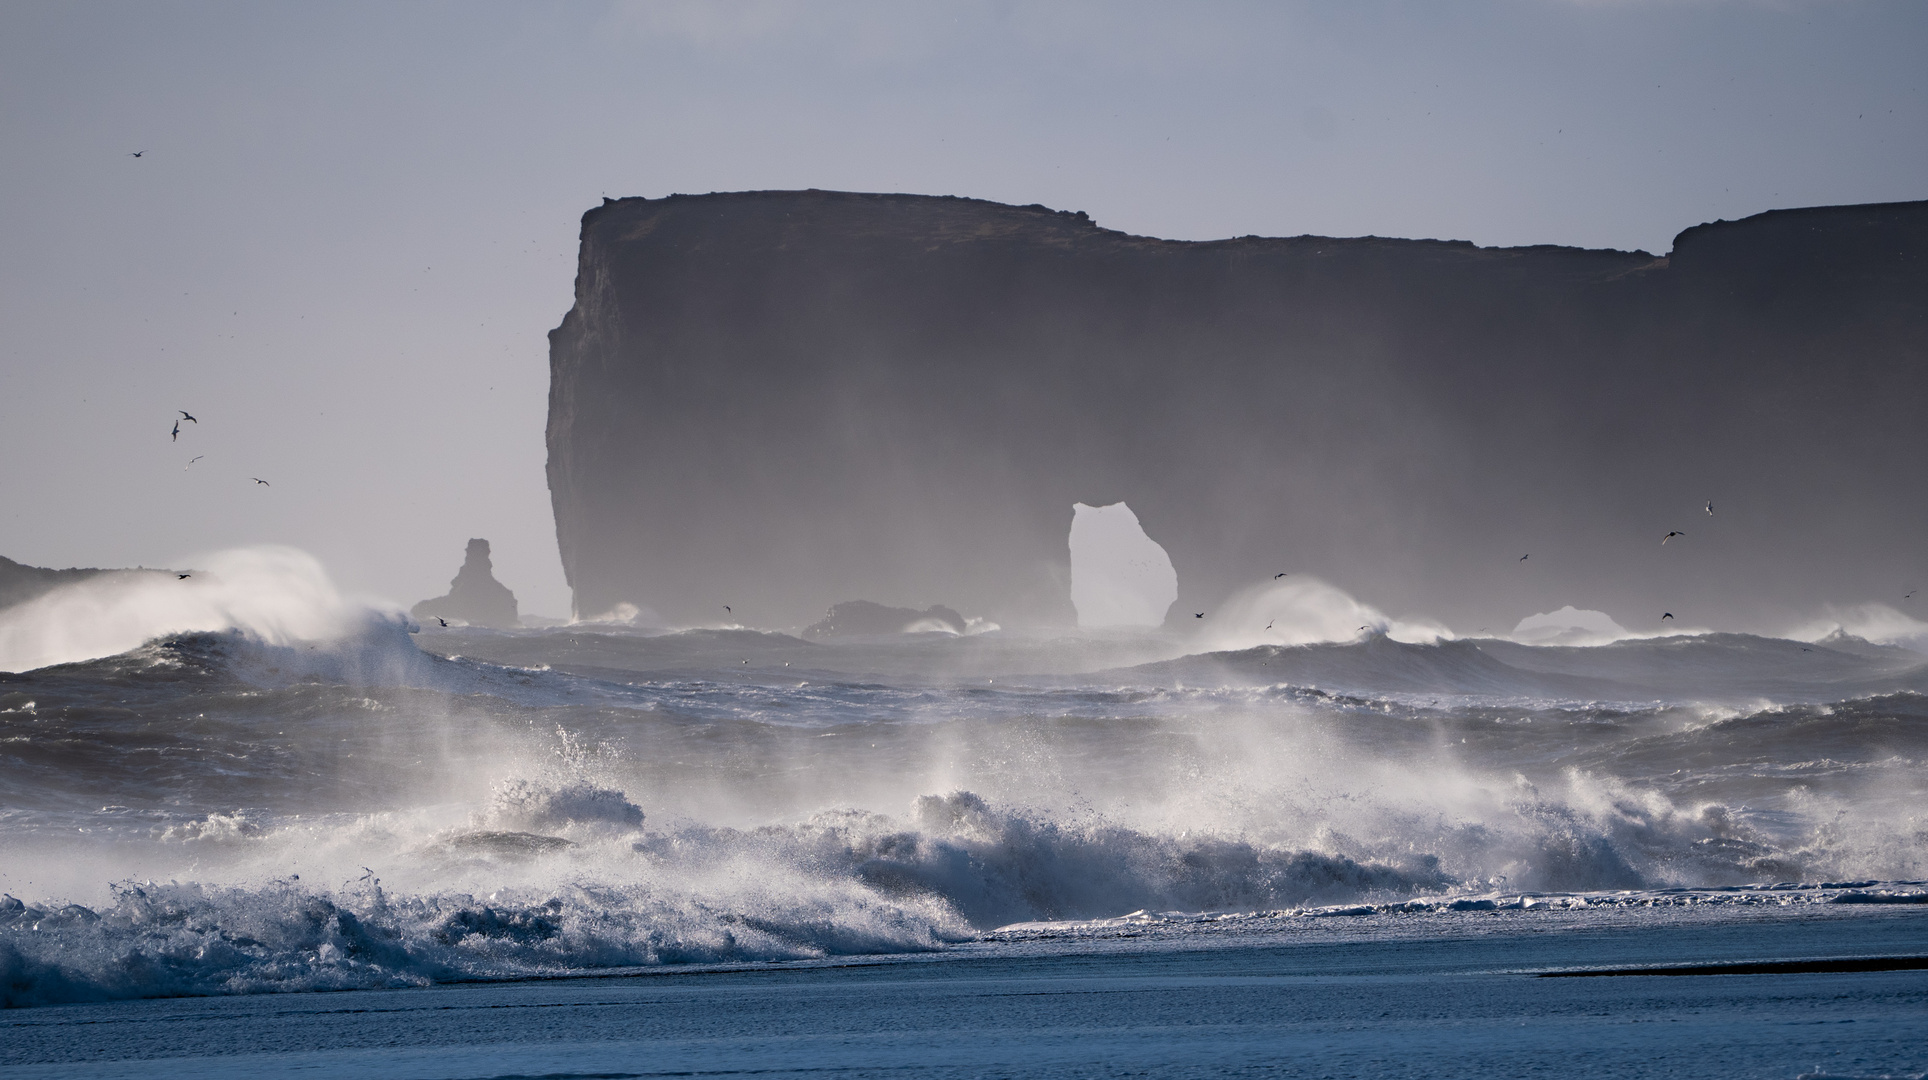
0;546;384;673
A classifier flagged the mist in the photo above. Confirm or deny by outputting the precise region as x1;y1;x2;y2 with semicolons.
4;5;1927;1068
3;2;1925;616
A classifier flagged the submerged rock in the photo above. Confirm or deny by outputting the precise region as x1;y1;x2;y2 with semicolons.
804;600;967;638
412;539;518;628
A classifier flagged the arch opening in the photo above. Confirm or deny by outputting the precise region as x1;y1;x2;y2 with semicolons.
1068;502;1177;628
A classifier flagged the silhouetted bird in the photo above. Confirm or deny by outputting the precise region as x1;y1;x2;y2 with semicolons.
250;477;269;486
1265;620;1274;631
1194;613;1205;619
178;411;197;423
130;151;143;158
1906;590;1917;600
436;617;448;627
1519;554;1528;561
1705;501;1714;516
1662;613;1675;621
1662;531;1686;544
724;605;731;614
1273;572;1287;579
176;573;190;580
170;421;180;441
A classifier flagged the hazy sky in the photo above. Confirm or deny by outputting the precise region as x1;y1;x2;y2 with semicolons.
1;1;1921;617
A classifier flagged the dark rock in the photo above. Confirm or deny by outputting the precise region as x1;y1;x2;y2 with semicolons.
0;556;175;611
803;600;968;639
412;539;518;628
546;191;1928;630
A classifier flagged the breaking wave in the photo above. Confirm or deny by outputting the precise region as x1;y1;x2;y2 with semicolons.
3;551;1927;1006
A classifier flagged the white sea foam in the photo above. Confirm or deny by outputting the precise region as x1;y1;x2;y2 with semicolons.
2;549;1925;1009
0;546;391;673
1192;575;1453;651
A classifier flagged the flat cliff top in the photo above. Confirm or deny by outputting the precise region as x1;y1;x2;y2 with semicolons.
580;188;1663;272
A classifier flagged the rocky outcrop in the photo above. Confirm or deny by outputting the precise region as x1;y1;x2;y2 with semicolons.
547;191;1928;631
412;539;519;628
803;601;968;639
0;556;161;610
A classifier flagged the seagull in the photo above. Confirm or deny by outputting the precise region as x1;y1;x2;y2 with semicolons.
130;151;144;158
171;421;180;441
723;605;731;614
1905;590;1917;600
250;477;270;486
1265;620;1274;631
1661;612;1675;621
1662;531;1686;544
1519;554;1529;561
185;455;203;470
178;411;197;423
1273;572;1287;579
1705;501;1714;516
436;617;447;627
1194;612;1205;619
176;573;190;580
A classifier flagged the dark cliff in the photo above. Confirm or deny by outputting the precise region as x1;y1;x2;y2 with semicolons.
547;191;1927;631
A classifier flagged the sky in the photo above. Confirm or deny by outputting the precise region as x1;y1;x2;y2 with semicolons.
0;1;1922;618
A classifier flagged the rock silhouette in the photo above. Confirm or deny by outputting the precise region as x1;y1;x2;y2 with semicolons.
547;191;1928;631
412;539;518;629
803;601;968;639
0;556;159;610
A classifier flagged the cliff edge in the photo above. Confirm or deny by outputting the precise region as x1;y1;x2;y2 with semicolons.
547;191;1928;631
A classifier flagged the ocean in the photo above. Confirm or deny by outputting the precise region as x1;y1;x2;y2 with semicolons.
2;548;1924;1076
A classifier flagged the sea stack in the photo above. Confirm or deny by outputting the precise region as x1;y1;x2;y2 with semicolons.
546;191;1928;631
412;539;519;629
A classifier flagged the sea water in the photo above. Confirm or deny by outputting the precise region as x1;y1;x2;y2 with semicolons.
1;551;1924;1076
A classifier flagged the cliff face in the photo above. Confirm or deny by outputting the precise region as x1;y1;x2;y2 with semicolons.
547;192;1928;631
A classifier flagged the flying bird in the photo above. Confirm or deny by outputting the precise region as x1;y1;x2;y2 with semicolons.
1905;590;1917;600
130;151;144;158
1705;501;1714;516
1662;531;1686;544
1273;572;1287;579
185;455;203;470
170;421;180;441
178;411;197;423
724;605;731;614
1662;613;1675;621
436;617;448;627
1519;554;1529;561
250;477;269;486
1265;620;1274;631
176;573;190;580
1194;613;1205;619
